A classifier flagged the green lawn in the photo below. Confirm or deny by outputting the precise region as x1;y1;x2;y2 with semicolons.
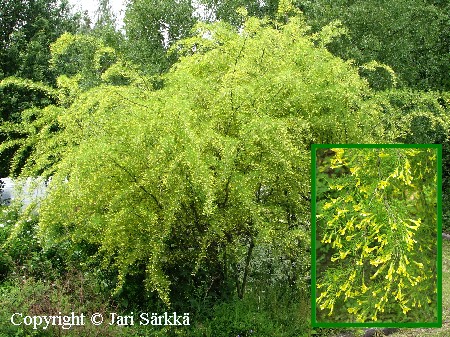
388;238;450;337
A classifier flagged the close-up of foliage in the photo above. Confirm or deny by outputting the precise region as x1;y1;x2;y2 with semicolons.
315;147;439;323
0;0;449;336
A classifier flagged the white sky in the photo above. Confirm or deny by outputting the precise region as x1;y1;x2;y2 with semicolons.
68;0;211;29
69;0;127;27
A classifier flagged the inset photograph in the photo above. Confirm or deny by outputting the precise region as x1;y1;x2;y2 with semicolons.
312;144;441;327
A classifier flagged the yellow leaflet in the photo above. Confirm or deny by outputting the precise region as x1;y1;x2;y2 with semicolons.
363;245;377;254
316;291;327;303
332;236;342;249
339;250;350;260
353;204;362;211
390;167;399;178
344;194;354;202
385;262;395;281
350;166;359;175
405;230;417;250
323;202;333;210
405;218;421;230
407;275;417;286
406;149;420;156
401;305;411;315
377;180;389;189
346;217;355;229
413;261;424;269
332;148;345;156
360;185;370;194
396;261;407;275
337;208;348;216
370;262;388;280
370;254;389;266
405;159;411;171
361;282;368;293
326;299;335;315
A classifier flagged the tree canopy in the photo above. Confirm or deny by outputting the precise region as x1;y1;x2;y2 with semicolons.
28;14;388;306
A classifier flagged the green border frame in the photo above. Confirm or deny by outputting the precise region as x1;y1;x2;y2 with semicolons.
311;143;442;328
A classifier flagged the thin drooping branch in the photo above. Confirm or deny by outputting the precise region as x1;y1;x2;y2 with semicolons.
109;156;163;210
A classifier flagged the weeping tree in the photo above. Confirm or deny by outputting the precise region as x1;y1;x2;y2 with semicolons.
7;12;388;309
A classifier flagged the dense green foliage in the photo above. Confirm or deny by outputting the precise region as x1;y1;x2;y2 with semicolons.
0;0;82;83
300;0;450;91
316;147;438;322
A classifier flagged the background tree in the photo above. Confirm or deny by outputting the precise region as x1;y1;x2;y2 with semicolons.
0;0;84;177
298;0;450;91
0;0;83;84
123;0;196;74
92;0;124;52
